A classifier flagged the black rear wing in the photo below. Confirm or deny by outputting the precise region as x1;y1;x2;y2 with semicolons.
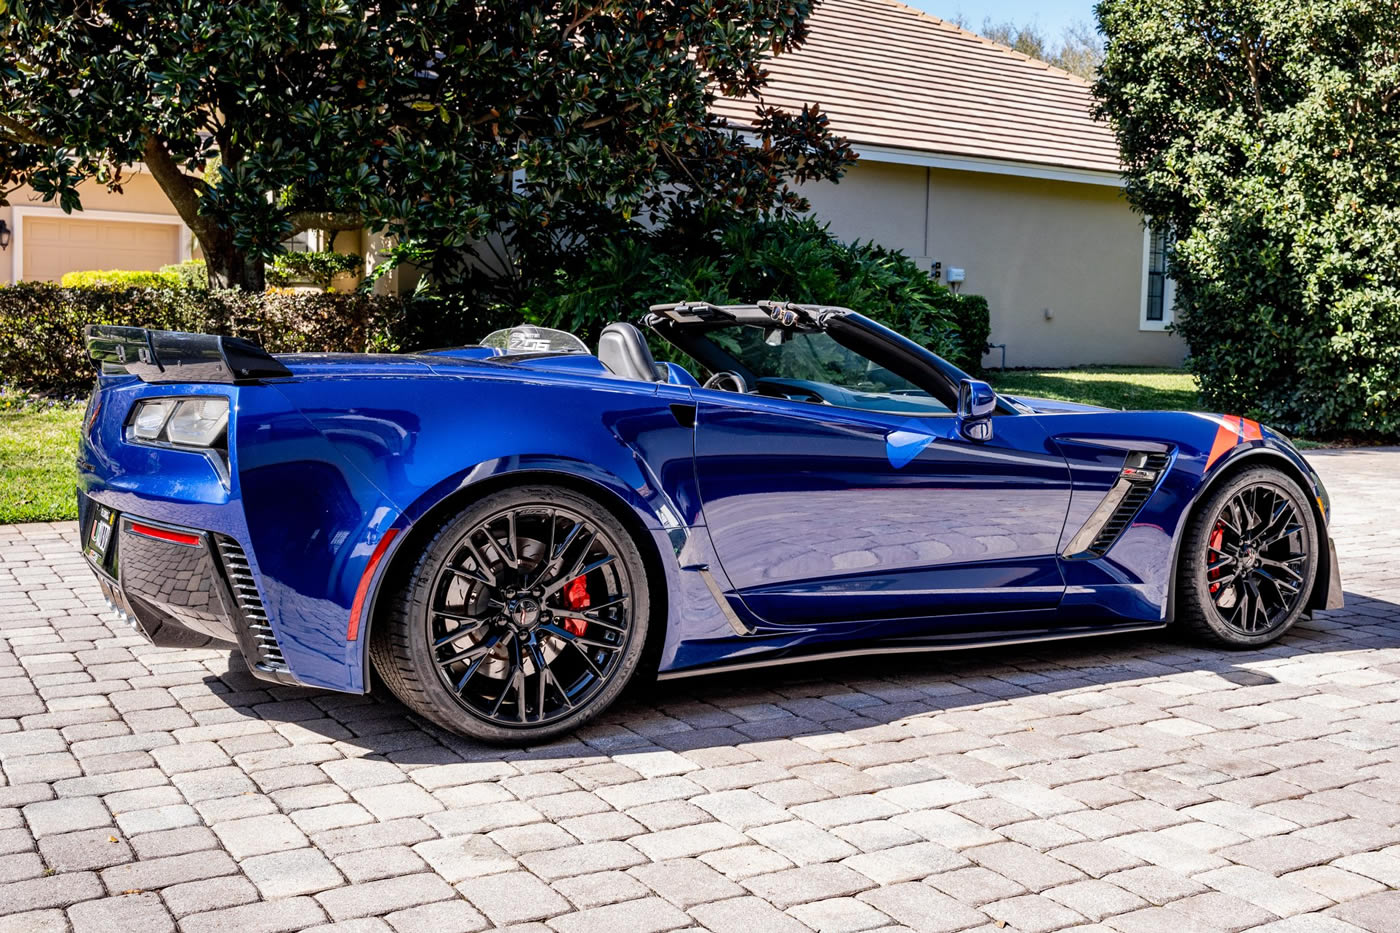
85;325;292;384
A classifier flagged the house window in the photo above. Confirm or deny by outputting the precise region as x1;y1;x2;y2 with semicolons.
1140;223;1175;331
285;229;326;253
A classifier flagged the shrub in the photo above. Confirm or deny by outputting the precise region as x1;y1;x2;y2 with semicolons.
1096;0;1400;437
159;259;209;290
59;268;181;289
523;218;991;373
266;251;364;289
0;283;495;395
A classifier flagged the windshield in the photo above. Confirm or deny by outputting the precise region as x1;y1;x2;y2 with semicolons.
702;324;952;415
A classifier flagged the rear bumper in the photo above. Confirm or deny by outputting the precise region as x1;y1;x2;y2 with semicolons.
80;493;298;685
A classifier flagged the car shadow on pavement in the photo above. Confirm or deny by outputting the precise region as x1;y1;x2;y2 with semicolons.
209;590;1398;763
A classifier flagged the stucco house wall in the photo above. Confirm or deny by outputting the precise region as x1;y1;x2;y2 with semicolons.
801;158;1188;368
1;171;188;286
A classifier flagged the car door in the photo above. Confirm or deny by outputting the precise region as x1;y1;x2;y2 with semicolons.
693;390;1074;628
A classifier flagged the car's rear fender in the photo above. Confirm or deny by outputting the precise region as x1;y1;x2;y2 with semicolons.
353;457;711;690
263;372;733;690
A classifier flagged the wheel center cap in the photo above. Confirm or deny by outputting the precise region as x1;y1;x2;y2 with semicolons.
510;598;541;628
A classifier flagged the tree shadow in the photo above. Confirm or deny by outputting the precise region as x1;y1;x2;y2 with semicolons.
994;371;1201;411
207;591;1397;763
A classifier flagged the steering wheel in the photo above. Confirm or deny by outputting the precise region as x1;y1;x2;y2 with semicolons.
702;371;749;394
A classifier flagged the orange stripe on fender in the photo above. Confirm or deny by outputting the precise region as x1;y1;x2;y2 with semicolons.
1240;418;1263;442
347;528;399;641
1205;414;1243;470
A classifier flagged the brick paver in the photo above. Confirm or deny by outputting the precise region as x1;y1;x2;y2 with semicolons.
0;448;1397;931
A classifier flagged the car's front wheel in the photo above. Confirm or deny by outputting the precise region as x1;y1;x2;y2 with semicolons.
1176;466;1318;647
370;485;650;744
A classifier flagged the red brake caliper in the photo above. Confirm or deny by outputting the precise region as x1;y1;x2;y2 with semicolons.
561;576;590;636
1208;522;1225;593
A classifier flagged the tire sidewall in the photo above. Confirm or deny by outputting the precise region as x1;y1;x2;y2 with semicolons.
397;485;651;744
1180;466;1318;647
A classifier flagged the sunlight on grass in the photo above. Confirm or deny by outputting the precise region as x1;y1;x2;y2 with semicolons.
990;366;1202;412
0;402;82;524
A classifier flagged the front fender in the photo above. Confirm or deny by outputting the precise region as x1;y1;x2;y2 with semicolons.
1179;419;1339;614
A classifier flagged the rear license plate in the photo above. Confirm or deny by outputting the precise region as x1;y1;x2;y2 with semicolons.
86;505;116;563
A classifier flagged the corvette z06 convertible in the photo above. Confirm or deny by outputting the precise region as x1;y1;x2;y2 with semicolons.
78;302;1342;743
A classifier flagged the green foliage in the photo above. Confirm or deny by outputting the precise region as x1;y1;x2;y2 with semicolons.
0;282;500;395
1;1;853;290
59;269;181;289
1095;0;1400;437
523;218;991;373
159;259;209;290
266;251;364;289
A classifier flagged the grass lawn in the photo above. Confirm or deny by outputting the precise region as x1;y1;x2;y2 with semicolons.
1;400;83;524
989;366;1202;412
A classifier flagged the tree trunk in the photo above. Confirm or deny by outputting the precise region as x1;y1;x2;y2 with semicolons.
204;242;266;292
141;134;268;293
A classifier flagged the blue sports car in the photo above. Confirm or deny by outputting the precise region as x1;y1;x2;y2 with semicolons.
79;302;1342;743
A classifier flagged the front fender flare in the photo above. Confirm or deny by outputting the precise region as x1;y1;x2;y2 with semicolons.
1165;443;1337;623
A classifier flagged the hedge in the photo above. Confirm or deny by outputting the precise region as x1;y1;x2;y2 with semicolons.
0;283;501;396
59;269;181;289
525;218;992;373
5;220;992;395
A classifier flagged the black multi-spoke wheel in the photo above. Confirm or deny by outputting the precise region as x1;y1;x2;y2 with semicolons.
371;485;650;743
1177;467;1318;647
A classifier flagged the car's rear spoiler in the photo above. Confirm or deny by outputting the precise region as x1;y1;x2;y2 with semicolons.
85;325;292;384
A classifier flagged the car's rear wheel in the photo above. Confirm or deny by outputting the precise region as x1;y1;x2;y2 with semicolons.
370;485;650;744
1176;466;1318;647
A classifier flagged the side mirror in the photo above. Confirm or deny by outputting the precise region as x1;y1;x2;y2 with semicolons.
957;378;997;442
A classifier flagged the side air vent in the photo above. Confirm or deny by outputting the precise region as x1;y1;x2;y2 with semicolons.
1064;452;1170;559
214;536;288;673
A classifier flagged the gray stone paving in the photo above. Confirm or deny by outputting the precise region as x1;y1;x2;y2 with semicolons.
1;448;1397;932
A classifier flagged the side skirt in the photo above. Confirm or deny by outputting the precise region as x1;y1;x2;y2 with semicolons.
656;621;1168;681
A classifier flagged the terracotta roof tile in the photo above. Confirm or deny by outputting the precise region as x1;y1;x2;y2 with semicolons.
713;0;1122;174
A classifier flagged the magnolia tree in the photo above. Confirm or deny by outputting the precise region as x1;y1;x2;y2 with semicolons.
0;0;854;291
1094;0;1400;437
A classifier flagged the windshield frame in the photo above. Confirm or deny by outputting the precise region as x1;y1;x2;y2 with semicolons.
644;302;997;417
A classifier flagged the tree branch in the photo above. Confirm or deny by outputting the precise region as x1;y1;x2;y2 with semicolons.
141;133;213;240
0;114;57;147
287;210;366;234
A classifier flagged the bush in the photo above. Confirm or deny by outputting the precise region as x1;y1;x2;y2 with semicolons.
1096;0;1400;438
266;251;364;289
159;259;209;290
0;283;495;395
59;269;181;289
523;218;991;373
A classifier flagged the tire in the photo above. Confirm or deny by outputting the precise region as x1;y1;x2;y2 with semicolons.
1176;466;1318;648
370;485;651;744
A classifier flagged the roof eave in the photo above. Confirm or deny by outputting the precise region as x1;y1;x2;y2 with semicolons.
851;142;1124;188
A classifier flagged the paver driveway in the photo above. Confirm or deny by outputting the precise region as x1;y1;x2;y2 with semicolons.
0;449;1398;933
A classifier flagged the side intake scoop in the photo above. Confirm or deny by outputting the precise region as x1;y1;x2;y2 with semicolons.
85;324;292;384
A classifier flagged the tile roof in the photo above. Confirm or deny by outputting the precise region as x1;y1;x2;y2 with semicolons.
712;0;1123;175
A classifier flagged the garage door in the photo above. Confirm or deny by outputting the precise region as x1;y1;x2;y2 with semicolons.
21;215;182;282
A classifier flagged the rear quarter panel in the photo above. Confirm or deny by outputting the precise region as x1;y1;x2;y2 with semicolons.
244;366;707;691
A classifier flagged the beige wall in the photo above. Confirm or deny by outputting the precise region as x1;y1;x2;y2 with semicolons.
1;171;187;285
802;160;1188;369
